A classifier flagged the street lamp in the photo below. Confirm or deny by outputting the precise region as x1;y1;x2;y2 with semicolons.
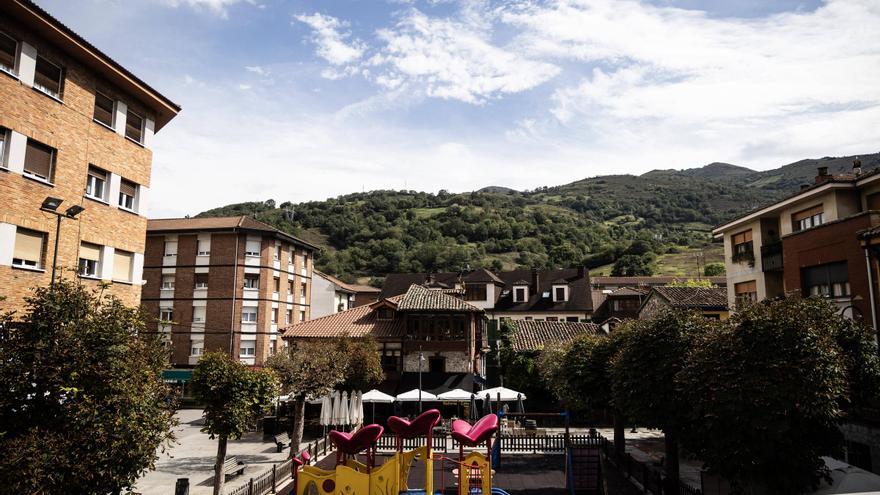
40;196;84;288
418;347;424;412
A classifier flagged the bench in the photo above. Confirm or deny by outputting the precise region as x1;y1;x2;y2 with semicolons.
273;433;291;453
223;456;245;479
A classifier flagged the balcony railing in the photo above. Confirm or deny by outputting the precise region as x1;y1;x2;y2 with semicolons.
760;242;783;272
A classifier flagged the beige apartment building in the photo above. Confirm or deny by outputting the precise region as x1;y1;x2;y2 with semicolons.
142;216;317;367
0;0;179;312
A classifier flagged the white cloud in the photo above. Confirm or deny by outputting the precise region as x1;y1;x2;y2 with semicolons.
161;0;254;18
245;65;268;76
294;13;366;66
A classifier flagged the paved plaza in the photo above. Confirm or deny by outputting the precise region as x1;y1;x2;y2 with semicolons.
133;409;306;495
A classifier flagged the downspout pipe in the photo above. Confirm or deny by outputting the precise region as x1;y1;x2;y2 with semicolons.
229;231;240;356
865;247;878;343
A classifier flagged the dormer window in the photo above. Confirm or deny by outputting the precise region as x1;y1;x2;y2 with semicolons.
513;284;528;303
376;308;395;320
464;283;487;301
553;285;568;302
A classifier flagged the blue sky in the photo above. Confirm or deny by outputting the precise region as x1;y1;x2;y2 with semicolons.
39;0;880;218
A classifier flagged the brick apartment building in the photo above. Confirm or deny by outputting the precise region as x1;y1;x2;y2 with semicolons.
713;161;880;330
0;0;179;312
142;216;317;367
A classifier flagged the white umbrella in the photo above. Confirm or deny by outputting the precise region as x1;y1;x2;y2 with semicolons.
330;390;342;426
481;386;527;401
349;391;362;426
437;388;473;401
396;389;437;402
319;395;333;427
356;391;364;424
340;391;350;426
362;389;395;403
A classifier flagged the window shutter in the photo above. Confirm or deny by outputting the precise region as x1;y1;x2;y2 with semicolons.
80;243;101;261
732;230;753;245
792;205;823;222
126;110;143;142
14;229;44;263
24;140;53;180
113;251;132;281
93;93;114;126
120;180;137;197
734;281;757;294
0;33;15;71
34;56;62;95
88;166;106;180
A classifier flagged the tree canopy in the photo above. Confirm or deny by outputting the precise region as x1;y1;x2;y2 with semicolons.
0;281;177;494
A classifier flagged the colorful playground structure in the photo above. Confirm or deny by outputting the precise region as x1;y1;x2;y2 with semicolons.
293;409;507;495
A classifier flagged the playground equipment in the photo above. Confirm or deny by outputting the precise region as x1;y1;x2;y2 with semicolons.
294;408;501;495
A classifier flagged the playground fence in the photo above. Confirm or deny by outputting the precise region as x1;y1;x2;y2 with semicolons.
227;457;296;495
600;437;703;495
375;434;451;452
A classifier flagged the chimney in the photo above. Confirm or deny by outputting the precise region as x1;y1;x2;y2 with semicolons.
815;166;831;184
854;157;863;176
531;269;540;291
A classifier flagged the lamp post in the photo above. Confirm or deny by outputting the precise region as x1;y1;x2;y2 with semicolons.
418;346;424;412
40;196;84;289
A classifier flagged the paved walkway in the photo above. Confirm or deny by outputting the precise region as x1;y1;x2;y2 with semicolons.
595;427;703;490
133;409;307;495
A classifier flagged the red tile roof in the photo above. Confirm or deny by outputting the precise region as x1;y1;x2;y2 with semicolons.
282;295;405;339
147;215;317;249
510;320;604;352
650;286;728;309
396;284;483;312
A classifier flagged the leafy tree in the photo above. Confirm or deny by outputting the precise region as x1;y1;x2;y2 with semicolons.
191;352;278;495
611;254;654;276
611;310;718;492
665;278;716;287
703;262;725;276
497;321;556;405
0;281;176;494
336;336;385;392
678;298;880;493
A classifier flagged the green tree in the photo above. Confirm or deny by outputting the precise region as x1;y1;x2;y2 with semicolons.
678;297;880;493
611;310;718;492
336;336;385;393
703;262;725;276
191;352;278;495
611;254;654;276
0;281;177;494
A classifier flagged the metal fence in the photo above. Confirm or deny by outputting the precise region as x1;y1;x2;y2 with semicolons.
599;438;702;495
375;433;450;452
227;434;331;495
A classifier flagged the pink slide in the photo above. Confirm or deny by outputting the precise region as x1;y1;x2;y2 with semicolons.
451;414;498;447
388;409;442;439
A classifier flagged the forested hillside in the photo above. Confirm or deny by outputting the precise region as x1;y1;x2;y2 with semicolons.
198;153;879;282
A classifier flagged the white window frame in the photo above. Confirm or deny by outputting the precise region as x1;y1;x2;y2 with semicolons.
513;286;528;303
192;307;206;325
164;240;177;257
190;342;204;357
12;228;45;270
239;342;256;357
243;274;259;290
85;165;109;202
197;239;211;256
118;180;137;212
33;54;63;100
271;308;278;324
552;285;568;302
0;128;9;169
241;307;258;323
23;138;55;184
161;275;175;289
245;240;261;257
159;309;173;322
194;274;209;290
78;258;98;278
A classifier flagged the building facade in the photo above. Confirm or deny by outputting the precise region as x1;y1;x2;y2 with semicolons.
311;270;356;319
0;0;179;312
142;216;316;367
713;163;880;330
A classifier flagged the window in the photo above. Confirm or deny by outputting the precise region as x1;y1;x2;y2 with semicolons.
12;228;45;269
239;341;256;357
245;240;261;257
0;32;16;75
190;342;204;357
288;250;293;264
382;349;400;372
0;128;7;168
161;275;175;289
513;286;527;303
275;245;281;260
197;239;210;256
464;283;487;301
194;273;209;289
241;307;258;323
300;310;306;322
792;205;824;232
566;316;579;322
78;242;101;278
274;277;280;293
34;55;63;99
547;316;558;322
113;250;133;282
85;166;108;201
93;92;114;127
288;280;294;294
159;309;173;322
802;262;850;298
300;282;307;298
272;308;278;324
286;309;292;324
164;240;177;256
734;280;757;306
23;139;55;182
554;286;567;302
244;273;259;290
118;179;137;211
428;356;446;373
192;306;206;325
731;230;754;264
125;109;144;143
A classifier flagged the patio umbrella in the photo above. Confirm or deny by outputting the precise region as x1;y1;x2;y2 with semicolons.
362;389;395;424
483;393;491;416
340;391;350;427
469;394;478;422
320;395;333;427
330;390;342;426
349;391;363;426
437;388;473;401
395;389;437;402
481;386;527;401
517;393;525;414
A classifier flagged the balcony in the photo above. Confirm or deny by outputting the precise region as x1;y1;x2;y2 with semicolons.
760;242;783;272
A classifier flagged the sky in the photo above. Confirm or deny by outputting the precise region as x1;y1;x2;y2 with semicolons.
38;0;880;218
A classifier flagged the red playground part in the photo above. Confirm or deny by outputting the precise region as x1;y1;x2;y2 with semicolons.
451;414;498;447
388;409;442;439
329;424;384;471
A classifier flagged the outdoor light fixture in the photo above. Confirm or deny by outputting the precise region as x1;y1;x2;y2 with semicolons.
39;196;85;289
65;205;85;218
40;196;63;211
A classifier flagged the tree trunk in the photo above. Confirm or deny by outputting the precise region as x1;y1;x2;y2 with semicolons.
213;434;228;495
664;430;679;495
612;413;626;458
290;396;306;453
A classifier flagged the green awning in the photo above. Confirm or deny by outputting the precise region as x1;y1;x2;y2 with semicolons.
162;369;193;383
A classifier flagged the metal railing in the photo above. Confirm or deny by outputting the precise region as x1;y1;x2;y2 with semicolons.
600;437;702;495
226;434;330;495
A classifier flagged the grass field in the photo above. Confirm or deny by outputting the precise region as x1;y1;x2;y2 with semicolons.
590;244;724;278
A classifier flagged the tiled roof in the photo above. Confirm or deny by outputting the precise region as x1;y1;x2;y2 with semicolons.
282;295;405;339
651;286;728;310
463;268;504;284
610;286;650;297
509;320;604;352
147;215;317;249
346;284;381;293
396;285;483;313
314;270;356;293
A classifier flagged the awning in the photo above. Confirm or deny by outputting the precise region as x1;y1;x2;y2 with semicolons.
481;386;526;401
396;389;438;402
162;369;193;383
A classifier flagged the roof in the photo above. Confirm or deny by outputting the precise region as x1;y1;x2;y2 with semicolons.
6;0;180;130
592;276;726;287
147;215;318;250
314;270;356;294
509;320;604;352
462;268;504;285
282;295;405;339
609;286;651;297
346;284;381;293
648;286;728;310
396;284;483;313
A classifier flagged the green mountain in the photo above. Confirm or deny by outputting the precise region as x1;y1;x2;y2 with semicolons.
198;152;879;281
